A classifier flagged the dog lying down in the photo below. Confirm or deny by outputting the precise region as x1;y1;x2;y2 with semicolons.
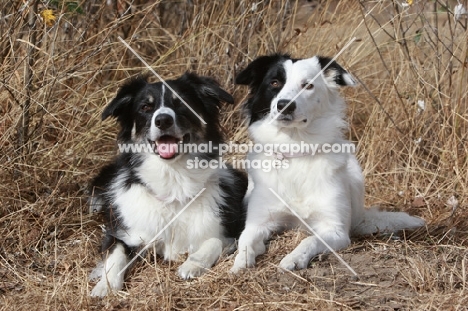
230;54;425;273
89;73;247;296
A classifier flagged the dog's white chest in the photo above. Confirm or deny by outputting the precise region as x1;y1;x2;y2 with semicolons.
114;184;223;258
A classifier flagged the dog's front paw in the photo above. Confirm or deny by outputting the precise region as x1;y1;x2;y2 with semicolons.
90;280;112;297
178;260;208;279
279;253;309;271
230;249;256;274
90;274;124;297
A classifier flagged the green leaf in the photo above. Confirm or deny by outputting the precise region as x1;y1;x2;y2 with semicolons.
66;1;84;14
414;28;423;44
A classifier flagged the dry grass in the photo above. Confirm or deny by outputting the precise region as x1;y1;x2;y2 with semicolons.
1;0;467;310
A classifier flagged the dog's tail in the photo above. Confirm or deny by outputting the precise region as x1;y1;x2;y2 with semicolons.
351;207;425;236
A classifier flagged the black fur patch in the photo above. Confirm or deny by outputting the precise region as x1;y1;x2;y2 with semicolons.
218;167;248;238
235;54;297;124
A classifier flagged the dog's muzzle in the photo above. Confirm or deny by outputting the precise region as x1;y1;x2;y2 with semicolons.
154;113;174;130
277;99;296;115
276;99;296;122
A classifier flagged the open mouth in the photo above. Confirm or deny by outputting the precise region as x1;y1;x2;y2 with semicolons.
150;134;190;160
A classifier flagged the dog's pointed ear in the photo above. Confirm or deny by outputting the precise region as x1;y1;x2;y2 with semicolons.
183;73;234;105
200;80;234;105
235;59;259;85
102;76;148;120
317;56;357;88
236;54;289;86
101;96;131;121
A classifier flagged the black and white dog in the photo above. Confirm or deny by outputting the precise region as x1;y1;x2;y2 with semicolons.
230;54;425;273
89;73;247;296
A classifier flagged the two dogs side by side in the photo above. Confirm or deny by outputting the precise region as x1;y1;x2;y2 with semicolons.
89;55;425;296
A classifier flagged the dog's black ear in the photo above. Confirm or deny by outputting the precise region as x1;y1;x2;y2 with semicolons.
201;80;234;105
317;56;357;88
102;76;148;120
236;54;290;86
183;73;234;105
200;78;234;105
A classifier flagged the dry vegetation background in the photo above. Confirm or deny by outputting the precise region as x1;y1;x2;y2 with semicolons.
1;0;468;310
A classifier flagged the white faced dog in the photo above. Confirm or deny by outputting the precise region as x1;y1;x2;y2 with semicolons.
89;73;247;296
231;54;425;273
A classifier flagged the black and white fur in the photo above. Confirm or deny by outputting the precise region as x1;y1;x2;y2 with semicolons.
89;73;247;296
230;54;425;273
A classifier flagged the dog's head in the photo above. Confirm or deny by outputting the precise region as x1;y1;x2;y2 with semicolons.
102;72;234;160
236;54;356;128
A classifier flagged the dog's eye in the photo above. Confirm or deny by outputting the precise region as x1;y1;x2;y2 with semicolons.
270;79;282;88
140;104;152;112
301;83;314;90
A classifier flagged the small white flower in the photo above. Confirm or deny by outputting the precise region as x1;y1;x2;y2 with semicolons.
447;195;459;211
454;3;467;21
417;99;425;111
414;137;422;144
251;2;259;12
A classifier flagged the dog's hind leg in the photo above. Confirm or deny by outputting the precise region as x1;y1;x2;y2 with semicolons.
279;229;350;271
178;238;223;279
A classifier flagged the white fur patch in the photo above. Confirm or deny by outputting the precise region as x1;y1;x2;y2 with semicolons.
110;155;227;259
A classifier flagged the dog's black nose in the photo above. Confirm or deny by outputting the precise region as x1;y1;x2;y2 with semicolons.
154;113;174;130
277;99;296;114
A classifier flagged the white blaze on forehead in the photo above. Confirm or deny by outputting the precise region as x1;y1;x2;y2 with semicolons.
275;59;298;101
154;83;175;119
282;59;294;84
160;84;165;107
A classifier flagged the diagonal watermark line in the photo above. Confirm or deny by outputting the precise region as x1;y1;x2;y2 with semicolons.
117;187;206;276
118;36;207;125
269;37;357;124
268;188;358;276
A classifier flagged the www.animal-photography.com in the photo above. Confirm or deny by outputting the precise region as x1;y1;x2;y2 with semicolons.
1;1;467;310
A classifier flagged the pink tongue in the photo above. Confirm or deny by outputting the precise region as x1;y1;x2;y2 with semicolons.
157;136;179;159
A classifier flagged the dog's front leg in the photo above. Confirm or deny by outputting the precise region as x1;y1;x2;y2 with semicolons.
178;237;223;279
230;184;278;273
90;243;130;297
230;223;271;273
